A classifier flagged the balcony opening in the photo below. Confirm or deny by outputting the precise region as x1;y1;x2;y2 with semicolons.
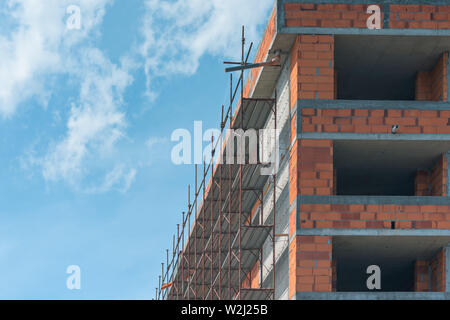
333;236;450;292
335;35;450;101
334;140;450;196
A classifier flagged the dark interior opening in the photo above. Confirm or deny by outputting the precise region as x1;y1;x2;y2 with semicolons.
333;236;450;292
336;261;414;292
335;35;450;100
334;140;450;196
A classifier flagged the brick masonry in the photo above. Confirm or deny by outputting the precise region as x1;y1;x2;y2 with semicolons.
299;203;450;230
284;3;450;29
416;53;448;101
301;108;450;134
390;5;450;29
414;249;447;292
285;2;450;297
285;3;384;28
414;156;447;196
298;139;334;196
290;34;335;106
289;235;333;299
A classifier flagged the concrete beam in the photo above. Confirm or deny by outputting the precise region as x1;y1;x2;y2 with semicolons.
282;0;450;4
296;228;450;237
298;195;450;205
446;152;450;197
295;292;450;300
447;52;450;103
298;132;450;141
296;99;450;110
281;27;450;37
446;245;450;292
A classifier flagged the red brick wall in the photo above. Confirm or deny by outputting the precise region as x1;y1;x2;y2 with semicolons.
290;139;334;208
414;249;447;292
432;53;448;101
299;203;450;230
289;33;335;236
285;3;383;28
284;3;450;29
415;170;430;196
414;156;447;197
301;108;450;134
298;139;334;196
331;260;337;291
430;249;446;292
289;34;335;218
431;156;448;196
390;5;450;29
416;72;432;101
291;35;335;101
416;53;448;101
289;235;332;299
414;260;429;292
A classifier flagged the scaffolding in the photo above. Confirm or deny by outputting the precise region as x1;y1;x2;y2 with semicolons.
156;27;281;300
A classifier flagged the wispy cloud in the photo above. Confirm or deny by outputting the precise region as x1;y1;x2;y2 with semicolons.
2;0;136;193
42;48;133;187
139;0;273;97
85;164;137;194
0;0;113;117
145;136;167;149
6;0;273;194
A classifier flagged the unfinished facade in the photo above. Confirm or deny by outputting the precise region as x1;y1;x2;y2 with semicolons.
157;0;450;300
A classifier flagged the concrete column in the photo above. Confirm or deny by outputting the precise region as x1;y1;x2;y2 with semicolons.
446;151;450;197
446;52;450;102
445;245;450;292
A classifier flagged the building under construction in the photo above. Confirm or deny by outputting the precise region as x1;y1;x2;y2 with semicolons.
157;0;450;300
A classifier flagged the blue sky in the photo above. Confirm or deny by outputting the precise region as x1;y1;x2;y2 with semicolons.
0;0;272;299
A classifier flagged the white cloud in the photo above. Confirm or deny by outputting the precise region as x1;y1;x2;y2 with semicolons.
139;0;273;96
0;0;112;117
42;48;133;186
7;0;273;194
145;137;167;149
85;164;137;194
1;0;137;193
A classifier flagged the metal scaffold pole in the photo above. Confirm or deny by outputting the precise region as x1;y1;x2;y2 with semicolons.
273;91;277;300
202;160;206;299
194;165;198;299
228;74;233;300
210;138;214;300
238;25;245;300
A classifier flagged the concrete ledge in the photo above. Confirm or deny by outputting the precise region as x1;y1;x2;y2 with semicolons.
298;132;450;141
297;99;450;110
282;0;450;4
281;27;450;37
295;292;450;300
298;195;450;205
296;228;450;236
